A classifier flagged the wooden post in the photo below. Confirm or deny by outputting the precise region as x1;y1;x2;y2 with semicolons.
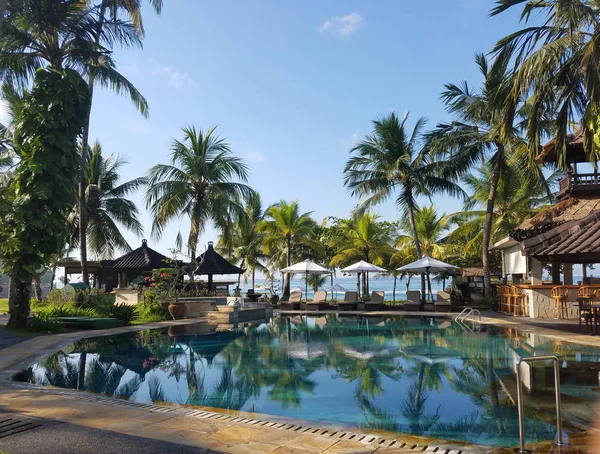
564;264;574;285
551;263;561;284
582;264;588;282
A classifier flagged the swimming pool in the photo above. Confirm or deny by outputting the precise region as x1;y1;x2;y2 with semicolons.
15;315;600;447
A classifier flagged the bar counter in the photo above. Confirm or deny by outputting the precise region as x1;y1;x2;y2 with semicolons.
509;283;600;319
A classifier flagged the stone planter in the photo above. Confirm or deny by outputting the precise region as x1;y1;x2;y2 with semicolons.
168;303;186;320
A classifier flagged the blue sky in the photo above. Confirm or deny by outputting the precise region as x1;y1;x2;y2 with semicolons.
86;1;524;258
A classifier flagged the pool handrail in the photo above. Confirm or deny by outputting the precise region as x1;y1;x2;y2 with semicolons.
515;355;564;453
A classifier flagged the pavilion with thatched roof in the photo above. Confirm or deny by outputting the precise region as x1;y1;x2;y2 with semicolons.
194;242;245;293
491;131;600;318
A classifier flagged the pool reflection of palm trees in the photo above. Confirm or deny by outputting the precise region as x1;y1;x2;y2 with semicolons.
22;317;562;446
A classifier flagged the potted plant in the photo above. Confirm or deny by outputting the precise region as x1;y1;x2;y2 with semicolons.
149;268;186;320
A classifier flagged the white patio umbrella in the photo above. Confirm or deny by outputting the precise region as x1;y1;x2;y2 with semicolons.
341;260;387;298
324;283;347;301
281;259;331;301
397;256;459;301
290;286;303;293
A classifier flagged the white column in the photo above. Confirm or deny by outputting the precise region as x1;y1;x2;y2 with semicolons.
564;264;573;285
531;258;543;285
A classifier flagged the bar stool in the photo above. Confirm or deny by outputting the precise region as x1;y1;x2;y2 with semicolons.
551;286;569;319
578;286;596;333
510;286;527;316
496;286;507;313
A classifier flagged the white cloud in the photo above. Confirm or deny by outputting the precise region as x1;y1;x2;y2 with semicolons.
152;65;196;89
319;12;365;39
246;151;265;163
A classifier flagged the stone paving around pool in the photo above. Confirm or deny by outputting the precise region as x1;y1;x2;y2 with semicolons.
0;312;598;453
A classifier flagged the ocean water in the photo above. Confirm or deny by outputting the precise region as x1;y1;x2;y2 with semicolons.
241;275;450;301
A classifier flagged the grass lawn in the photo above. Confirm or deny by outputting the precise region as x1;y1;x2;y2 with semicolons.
0;298;8;314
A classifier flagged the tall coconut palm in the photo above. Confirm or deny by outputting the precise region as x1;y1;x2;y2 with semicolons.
0;0;152;284
69;141;145;258
217;192;266;289
330;212;395;296
447;162;555;259
78;0;162;284
396;205;450;298
145;126;254;259
428;54;527;296
491;0;600;167
345;112;464;299
258;200;322;297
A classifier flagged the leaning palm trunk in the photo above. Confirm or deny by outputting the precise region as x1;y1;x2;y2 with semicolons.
482;147;504;296
79;0;108;285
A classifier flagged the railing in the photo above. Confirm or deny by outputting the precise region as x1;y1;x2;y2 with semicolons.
455;307;481;323
515;356;564;453
558;172;600;198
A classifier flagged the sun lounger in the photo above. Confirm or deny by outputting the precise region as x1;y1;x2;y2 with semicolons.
364;291;386;311
305;290;329;311
280;291;302;310
403;290;422;311
435;290;452;312
338;291;357;311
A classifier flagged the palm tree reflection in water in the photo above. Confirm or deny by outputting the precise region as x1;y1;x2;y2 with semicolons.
20;317;564;446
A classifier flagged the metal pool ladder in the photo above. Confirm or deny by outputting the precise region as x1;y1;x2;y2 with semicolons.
455;307;481;323
515;355;565;453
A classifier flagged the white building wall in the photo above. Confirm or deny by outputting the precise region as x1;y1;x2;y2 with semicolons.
503;244;527;275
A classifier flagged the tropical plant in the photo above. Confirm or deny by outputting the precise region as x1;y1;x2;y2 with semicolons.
68;141;145;258
145;126;254;258
0;67;89;329
217;192;266;289
77;0;162;284
258;200;323;297
344;112;463;298
396;205;450;259
428;54;528;296
491;0;600;167
447;162;554;258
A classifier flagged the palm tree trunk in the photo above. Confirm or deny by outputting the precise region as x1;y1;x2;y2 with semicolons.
7;280;30;329
33;275;42;300
77;351;87;390
50;263;56;290
283;236;291;298
482;147;504;296
393;275;397;302
252;268;255;290
7;277;15;313
406;194;425;302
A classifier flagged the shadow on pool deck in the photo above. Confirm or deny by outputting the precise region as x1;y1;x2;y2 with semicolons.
0;316;29;352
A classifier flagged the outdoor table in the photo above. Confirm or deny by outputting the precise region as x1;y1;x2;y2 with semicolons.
586;300;600;334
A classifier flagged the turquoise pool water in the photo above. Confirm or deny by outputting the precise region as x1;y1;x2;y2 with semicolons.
16;315;600;447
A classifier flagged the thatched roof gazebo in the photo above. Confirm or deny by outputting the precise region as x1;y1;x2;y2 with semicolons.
194;242;245;292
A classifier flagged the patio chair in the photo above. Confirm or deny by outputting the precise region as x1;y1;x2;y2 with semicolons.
403;290;422;312
551;286;569;319
364;291;386;311
578;286;596;333
280;291;302;310
435;290;452;312
305;290;329;311
338;291;358;311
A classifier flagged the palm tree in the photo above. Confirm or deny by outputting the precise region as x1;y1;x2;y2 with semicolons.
329;212;395;296
447;162;554;260
428;54;525;296
217;192;266;290
491;0;600;167
68;141;145;258
0;0;152;285
77;0;162;284
396;205;450;298
345;112;463;299
145;126;254;259
258;200;322;297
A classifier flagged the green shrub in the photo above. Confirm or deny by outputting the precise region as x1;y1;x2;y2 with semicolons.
75;288;115;313
45;289;73;306
28;313;61;332
139;288;170;320
40;304;98;318
107;303;138;326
